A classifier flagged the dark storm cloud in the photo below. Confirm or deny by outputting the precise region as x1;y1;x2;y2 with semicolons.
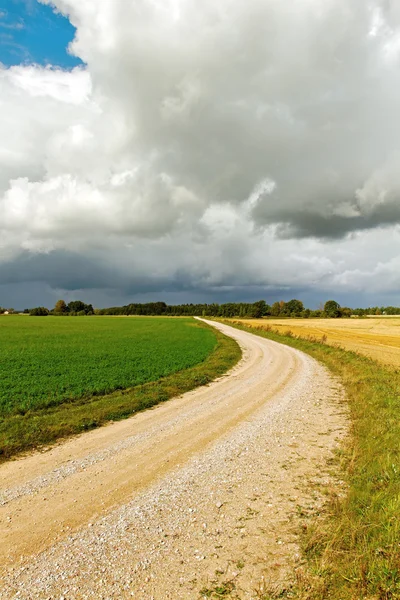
0;250;211;297
0;251;122;290
270;206;400;240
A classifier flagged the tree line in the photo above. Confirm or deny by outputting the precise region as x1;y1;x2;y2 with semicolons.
23;300;94;317
96;299;393;318
3;299;400;318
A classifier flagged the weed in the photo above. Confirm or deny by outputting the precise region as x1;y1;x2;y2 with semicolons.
199;579;238;599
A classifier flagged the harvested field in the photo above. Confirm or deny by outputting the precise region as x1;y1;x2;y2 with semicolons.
236;316;400;368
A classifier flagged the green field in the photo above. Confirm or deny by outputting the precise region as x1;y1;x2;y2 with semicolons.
0;316;241;459
0;316;217;416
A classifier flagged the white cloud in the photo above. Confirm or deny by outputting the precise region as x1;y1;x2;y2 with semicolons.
2;0;400;303
4;64;91;104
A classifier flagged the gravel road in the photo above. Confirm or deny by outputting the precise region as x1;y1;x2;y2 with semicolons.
0;319;347;599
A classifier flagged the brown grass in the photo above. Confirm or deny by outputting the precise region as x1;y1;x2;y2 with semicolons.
238;317;400;368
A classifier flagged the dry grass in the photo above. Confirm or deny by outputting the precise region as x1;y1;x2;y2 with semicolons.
238;317;400;368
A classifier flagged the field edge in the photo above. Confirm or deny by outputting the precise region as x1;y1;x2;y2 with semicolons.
217;318;400;600
0;319;241;462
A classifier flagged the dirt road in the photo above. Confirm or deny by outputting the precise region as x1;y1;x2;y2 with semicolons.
0;320;347;599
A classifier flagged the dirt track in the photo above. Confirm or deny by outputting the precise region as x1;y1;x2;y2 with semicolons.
0;319;347;599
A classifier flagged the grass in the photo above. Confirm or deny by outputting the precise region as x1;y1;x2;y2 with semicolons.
0;316;218;416
0;318;241;460
199;580;238;599
219;319;400;600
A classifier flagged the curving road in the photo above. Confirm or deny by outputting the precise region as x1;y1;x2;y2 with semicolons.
0;319;347;599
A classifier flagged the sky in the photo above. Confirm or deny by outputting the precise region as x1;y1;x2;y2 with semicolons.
0;0;81;68
1;0;400;310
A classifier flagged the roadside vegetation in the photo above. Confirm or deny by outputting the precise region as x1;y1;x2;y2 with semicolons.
0;317;240;460
222;319;400;599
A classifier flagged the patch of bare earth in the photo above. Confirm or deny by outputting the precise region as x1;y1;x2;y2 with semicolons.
0;320;347;599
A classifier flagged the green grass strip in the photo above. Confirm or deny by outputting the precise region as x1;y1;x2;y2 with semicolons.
218;319;400;600
0;321;241;462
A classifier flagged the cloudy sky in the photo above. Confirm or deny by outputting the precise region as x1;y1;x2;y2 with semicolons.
1;0;400;309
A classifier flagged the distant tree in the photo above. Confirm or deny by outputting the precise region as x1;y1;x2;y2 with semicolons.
264;303;272;316
251;300;268;319
151;301;167;315
23;309;30;314
68;300;86;313
67;300;94;315
29;307;49;316
341;307;352;318
54;299;68;314
284;299;304;317
324;300;342;318
385;306;398;315
270;301;281;317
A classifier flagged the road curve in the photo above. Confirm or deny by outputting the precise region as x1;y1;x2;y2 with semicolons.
0;319;347;599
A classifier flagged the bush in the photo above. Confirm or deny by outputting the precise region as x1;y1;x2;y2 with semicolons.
29;307;49;316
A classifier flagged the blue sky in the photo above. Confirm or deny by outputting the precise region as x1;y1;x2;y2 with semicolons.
0;0;82;68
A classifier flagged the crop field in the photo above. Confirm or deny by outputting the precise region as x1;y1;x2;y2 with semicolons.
0;316;217;418
0;316;240;459
236;316;400;368
0;316;241;461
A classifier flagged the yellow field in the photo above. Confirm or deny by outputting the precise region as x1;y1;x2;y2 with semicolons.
235;316;400;368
